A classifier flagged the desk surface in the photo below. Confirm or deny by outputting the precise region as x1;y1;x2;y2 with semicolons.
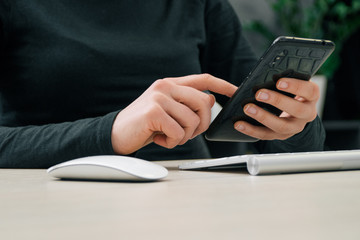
1;160;360;240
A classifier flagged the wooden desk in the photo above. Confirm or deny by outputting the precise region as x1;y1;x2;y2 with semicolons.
1;160;360;240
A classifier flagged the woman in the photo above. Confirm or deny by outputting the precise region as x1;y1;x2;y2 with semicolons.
0;0;324;168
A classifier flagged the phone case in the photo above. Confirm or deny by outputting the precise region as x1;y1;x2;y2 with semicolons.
205;36;335;142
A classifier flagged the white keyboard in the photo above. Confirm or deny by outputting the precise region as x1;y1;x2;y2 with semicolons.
247;149;360;175
178;150;360;175
178;155;248;170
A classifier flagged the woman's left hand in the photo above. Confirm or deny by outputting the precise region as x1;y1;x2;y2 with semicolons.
234;77;320;140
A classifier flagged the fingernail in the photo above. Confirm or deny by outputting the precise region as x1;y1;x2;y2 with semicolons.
257;91;269;101
245;105;257;115
278;81;289;89
235;124;245;131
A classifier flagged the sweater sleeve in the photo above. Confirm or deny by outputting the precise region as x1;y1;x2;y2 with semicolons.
202;0;325;153
0;111;118;168
253;116;326;153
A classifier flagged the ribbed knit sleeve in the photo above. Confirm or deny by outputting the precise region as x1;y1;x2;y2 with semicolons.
0;111;118;168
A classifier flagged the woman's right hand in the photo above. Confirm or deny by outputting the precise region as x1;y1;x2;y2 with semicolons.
111;74;237;155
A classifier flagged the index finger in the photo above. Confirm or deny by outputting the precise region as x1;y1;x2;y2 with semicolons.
169;74;237;98
277;77;320;102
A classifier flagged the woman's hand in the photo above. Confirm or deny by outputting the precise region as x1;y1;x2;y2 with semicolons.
111;74;237;155
234;77;320;140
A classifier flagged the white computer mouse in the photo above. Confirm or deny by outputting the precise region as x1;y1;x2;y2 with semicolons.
47;155;168;181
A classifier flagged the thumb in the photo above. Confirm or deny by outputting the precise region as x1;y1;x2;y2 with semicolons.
209;94;216;107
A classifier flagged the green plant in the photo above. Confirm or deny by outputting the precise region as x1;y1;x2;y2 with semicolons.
245;0;360;79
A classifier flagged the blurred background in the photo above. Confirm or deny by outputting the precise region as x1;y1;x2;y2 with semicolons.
228;0;360;151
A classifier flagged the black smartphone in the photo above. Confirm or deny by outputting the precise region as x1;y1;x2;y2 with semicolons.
205;36;335;142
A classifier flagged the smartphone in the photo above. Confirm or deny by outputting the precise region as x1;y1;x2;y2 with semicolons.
205;36;335;142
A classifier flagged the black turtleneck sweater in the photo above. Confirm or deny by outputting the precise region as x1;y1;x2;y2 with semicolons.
0;0;325;168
